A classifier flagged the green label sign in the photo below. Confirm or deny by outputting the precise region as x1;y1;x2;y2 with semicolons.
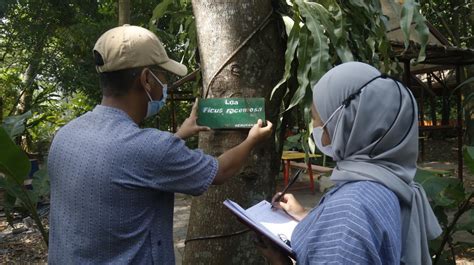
197;98;265;129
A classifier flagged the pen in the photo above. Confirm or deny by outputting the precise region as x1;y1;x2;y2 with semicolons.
278;233;292;247
272;169;304;208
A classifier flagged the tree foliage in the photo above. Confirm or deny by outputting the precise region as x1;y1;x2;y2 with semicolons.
0;0;472;261
0;0;165;152
266;0;429;155
0;114;50;245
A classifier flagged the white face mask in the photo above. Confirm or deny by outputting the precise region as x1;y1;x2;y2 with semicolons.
312;105;343;158
312;126;334;157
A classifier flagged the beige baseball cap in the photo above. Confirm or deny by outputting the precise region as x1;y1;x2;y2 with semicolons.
93;24;187;76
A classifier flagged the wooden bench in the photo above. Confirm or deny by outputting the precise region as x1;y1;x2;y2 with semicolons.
285;161;333;194
289;162;333;174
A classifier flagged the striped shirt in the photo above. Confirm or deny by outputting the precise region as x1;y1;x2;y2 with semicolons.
292;181;401;264
48;105;217;264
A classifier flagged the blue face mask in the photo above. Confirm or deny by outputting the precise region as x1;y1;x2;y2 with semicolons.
145;71;168;119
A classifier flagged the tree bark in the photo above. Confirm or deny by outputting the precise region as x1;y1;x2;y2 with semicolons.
0;96;3;123
118;0;131;25
183;1;285;264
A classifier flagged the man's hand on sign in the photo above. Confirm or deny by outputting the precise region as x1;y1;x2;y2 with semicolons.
175;99;211;139
246;119;273;146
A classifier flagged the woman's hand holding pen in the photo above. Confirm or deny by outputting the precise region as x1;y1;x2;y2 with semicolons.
271;193;308;221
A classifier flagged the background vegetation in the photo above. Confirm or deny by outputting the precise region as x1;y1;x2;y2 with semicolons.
0;0;472;263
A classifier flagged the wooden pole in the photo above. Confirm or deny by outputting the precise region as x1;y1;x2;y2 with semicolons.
118;0;131;25
456;66;463;181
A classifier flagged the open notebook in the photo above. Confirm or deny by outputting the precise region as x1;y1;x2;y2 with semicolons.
223;199;298;258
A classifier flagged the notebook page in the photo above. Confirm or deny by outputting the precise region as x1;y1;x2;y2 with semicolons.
245;200;298;240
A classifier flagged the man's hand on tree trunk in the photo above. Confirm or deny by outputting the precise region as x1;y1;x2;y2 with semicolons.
213;119;273;185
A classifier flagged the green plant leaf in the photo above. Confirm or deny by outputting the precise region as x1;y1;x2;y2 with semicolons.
287;25;313;111
271;19;300;100
464;93;474;109
450;77;474;97
433;206;448;227
415;168;461;207
1;187;17;227
286;134;302;143
465;146;474;175
0;127;30;183
304;1;353;62
399;0;428;63
400;0;415;50
455;241;474;248
149;0;174;29
412;5;428;63
295;0;330;86
1;111;32;139
455;208;473;233
31;168;50;198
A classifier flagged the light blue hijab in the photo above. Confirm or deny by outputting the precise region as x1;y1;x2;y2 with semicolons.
313;62;442;265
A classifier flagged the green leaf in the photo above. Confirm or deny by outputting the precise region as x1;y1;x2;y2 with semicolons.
433;206;448;227
455;241;474;248
412;5;429;63
455;208;474;233
0;127;30;183
440;182;465;206
31;168;50;198
149;0;174;28
1;111;32;139
465;146;474;175
464;93;474;109
450;77;474;97
415;168;461;207
303;1;353;62
271;20;300;100
287;26;313;111
399;0;428;63
428;236;443;253
295;0;330;85
286;134;302;143
400;0;415;50
2;189;17;227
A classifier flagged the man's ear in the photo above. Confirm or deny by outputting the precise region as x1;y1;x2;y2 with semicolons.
139;68;152;92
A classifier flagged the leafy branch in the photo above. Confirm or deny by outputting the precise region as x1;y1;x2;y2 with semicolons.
433;192;473;264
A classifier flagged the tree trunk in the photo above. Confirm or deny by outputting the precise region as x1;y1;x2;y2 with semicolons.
441;82;450;127
16;64;36;115
183;1;285;264
0;96;3;123
14;40;44;151
118;0;131;25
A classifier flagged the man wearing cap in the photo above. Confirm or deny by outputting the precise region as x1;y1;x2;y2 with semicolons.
47;25;273;264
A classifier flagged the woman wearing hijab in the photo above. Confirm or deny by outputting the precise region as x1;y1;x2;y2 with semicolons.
258;62;441;265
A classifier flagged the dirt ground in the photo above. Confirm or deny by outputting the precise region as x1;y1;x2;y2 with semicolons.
1;138;473;264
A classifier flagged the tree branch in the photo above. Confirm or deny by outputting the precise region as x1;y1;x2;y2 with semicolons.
433;192;473;264
427;0;459;46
